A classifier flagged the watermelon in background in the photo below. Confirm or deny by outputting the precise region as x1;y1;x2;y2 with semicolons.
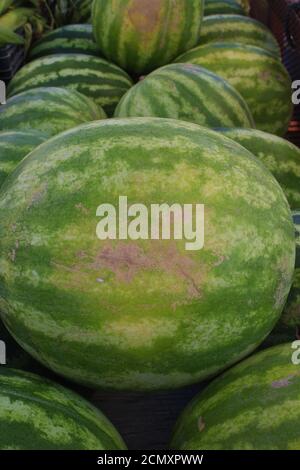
0;87;106;137
0;118;295;391
29;24;100;60
171;343;300;450
0;368;126;450
115;63;255;129
0;130;47;187
204;0;247;16
280;211;300;329
92;0;204;76
217;128;300;209
7;54;133;116
176;42;293;136
200;15;280;57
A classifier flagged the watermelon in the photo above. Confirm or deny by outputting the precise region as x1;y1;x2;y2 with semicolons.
7;54;133;116
280;211;300;328
176;42;293;136
114;63;255;129
217;128;300;209
0;130;47;187
0;368;126;449
0;87;106;137
171;343;300;450
200;15;280;57
204;0;246;16
92;0;204;76
0;118;295;391
29;24;100;60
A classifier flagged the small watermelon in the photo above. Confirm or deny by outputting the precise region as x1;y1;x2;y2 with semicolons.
29;24;100;60
7;54;133;116
0;87;106;137
0;118;295;391
171;343;300;450
200;15;280;57
0;130;47;187
92;0;204;76
0;368;126;449
176;42;293;136
114;63;255;129
204;0;246;16
217;128;300;209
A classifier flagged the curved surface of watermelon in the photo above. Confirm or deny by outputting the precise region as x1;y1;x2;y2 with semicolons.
204;0;246;16
200;15;280;56
0;130;47;187
0;87;106;137
114;64;255;129
171;343;300;450
7;54;133;116
217;128;300;209
0;368;126;449
0;118;295;391
29;24;99;60
92;0;204;76
176;42;292;136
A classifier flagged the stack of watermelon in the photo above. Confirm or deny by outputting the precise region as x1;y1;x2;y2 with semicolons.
0;0;299;451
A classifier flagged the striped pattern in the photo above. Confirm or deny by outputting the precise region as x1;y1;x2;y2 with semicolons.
217;128;300;209
0;87;106;137
0;130;47;187
171;343;300;450
0;368;126;450
29;24;100;60
176;42;293;136
200;15;280;56
204;0;246;16
114;63;255;129
92;0;204;76
0;118;294;391
281;211;300;328
7;54;133;116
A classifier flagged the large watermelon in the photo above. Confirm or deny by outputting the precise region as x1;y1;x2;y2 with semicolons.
204;0;246;16
0;118;295;391
200;15;280;57
0;368;126;449
0;130;47;187
0;87;106;137
171;343;300;450
217;128;300;209
29;24;99;60
92;0;204;76
176;43;293;136
114;63;255;129
7;54;133;116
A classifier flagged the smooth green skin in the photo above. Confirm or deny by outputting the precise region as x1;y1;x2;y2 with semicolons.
0;130;47;187
92;0;204;76
29;24;100;60
217;128;300;209
0;118;295;391
204;0;246;16
0;368;126;450
280;211;300;328
176;42;293;136
200;14;280;56
171;343;300;450
114;63;255;129
7;54;133;116
0;87;106;137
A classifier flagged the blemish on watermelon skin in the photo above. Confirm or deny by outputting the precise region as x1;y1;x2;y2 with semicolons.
271;375;296;389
